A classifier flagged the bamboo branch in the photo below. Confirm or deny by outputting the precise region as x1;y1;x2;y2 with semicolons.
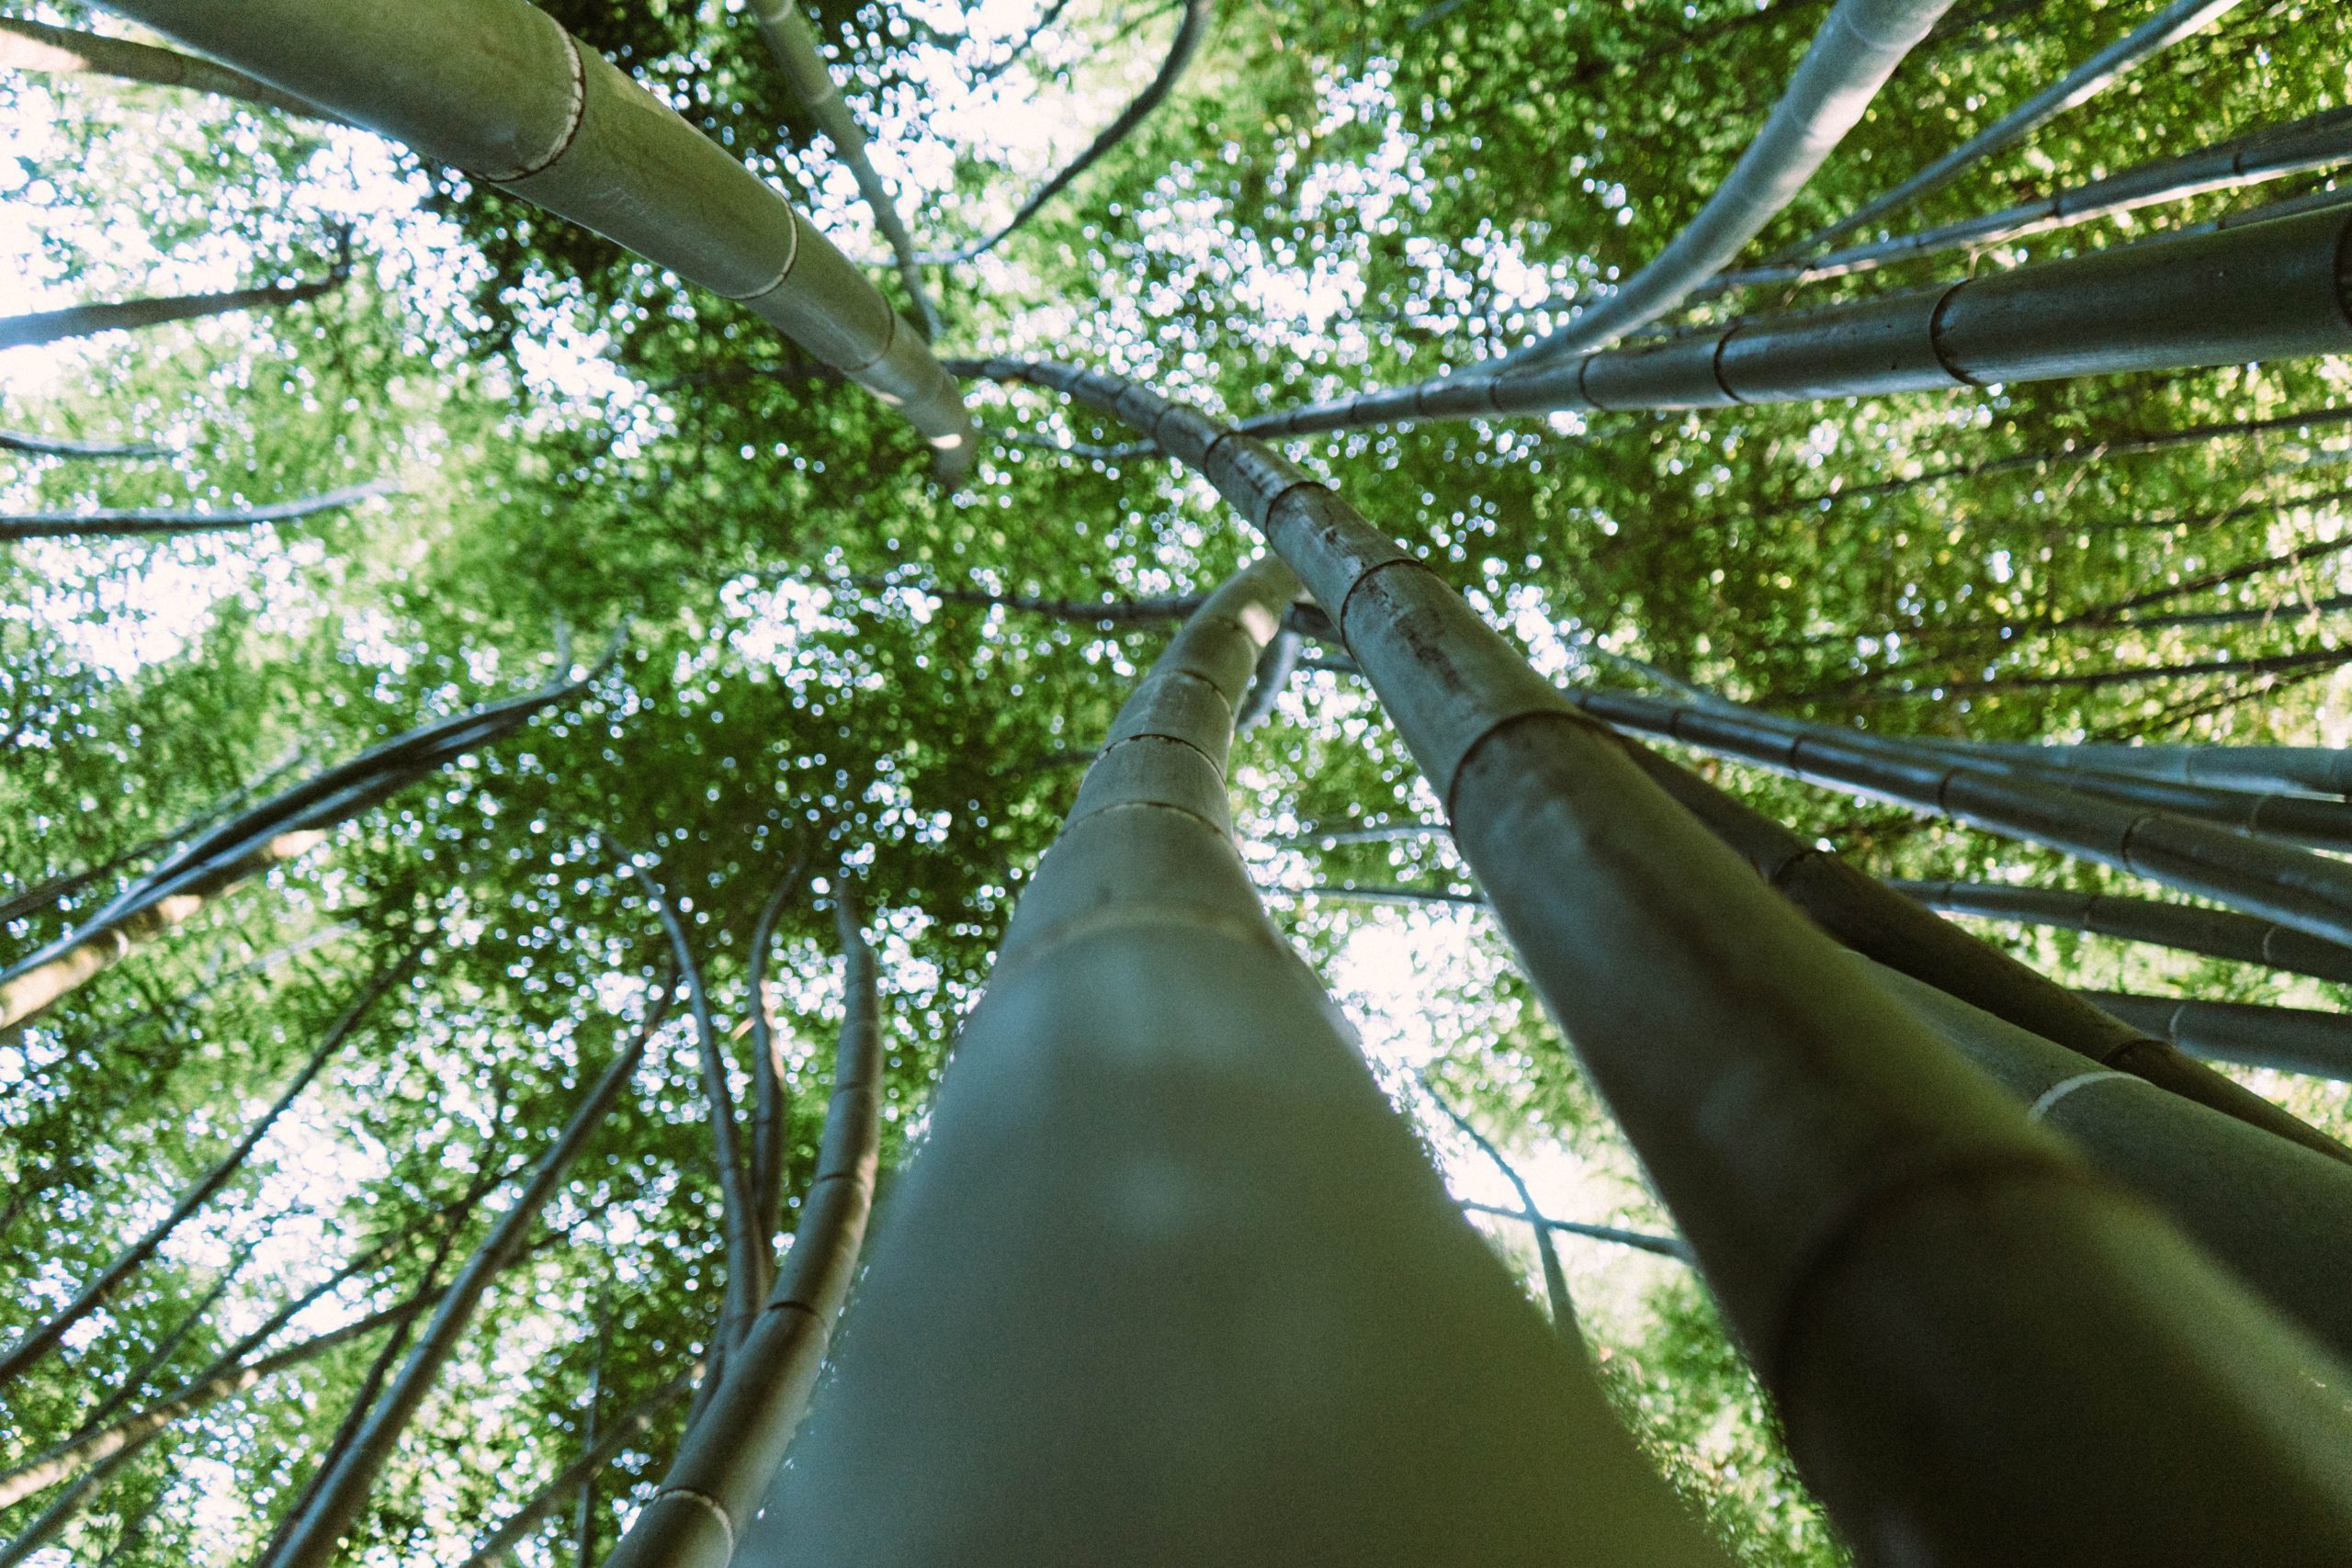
0;429;168;459
1457;1201;1695;1262
459;1369;697;1567
0;16;339;120
0;479;398;540
0;271;345;352
1419;1076;1583;1344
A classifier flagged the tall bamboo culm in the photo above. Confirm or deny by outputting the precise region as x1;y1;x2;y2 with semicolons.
1893;877;2352;986
730;554;1728;1565
603;885;891;1568
978;355;2352;1564
94;0;977;477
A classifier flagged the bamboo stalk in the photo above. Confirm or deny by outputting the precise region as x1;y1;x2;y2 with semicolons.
1238;199;2352;437
258;997;666;1568
0;273;345;352
94;0;976;478
1768;0;2246;262
1909;738;2352;797
0;429;168;458
603;879;890;1568
0;16;338;120
980;356;2352;1562
1713;105;2352;292
0;952;413;1393
1894;877;2352;986
0;478;397;540
918;0;1216;265
746;851;809;1284
2088;990;2352;1082
461;1370;696;1567
729;550;1727;1566
1497;0;1955;365
744;0;940;337
1233;625;1302;735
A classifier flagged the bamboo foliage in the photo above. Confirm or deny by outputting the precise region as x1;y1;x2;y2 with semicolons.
1500;0;1955;364
980;355;2352;1563
731;553;1727;1565
1238;199;2352;437
0;16;338;120
606;881;888;1568
93;0;977;477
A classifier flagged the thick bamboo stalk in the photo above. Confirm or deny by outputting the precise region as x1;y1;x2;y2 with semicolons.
605;881;892;1568
0;428;167;458
1238;200;2352;437
0;273;345;353
981;356;2352;1562
745;0;939;337
260;1000;662;1568
1713;105;2352;292
2089;990;2352;1081
1869;961;2352;1361
0;16;336;120
1575;687;2352;956
0;479;396;540
462;1370;696;1567
0;953;412;1393
1498;0;1954;365
1420;1077;1582;1343
729;551;1726;1567
1895;877;2352;984
918;0;1216;265
96;0;976;478
1770;0;2246;262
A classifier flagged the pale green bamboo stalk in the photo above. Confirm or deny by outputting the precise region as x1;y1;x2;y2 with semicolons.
1772;0;2246;261
605;879;891;1568
745;852;809;1286
94;0;976;477
1498;0;1955;366
731;552;1727;1566
980;356;2352;1563
1237;199;2352;436
0;16;337;120
0;478;396;540
0;274;344;352
0;952;413;1393
461;1369;696;1567
745;0;939;337
1928;738;2352;797
2088;990;2352;1082
260;998;664;1568
1894;878;2352;986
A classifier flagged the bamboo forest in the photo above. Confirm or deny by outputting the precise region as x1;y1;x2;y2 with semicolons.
6;0;2352;1560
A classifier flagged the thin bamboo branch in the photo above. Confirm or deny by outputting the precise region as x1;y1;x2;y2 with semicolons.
917;0;1215;265
1861;642;2352;700
855;576;1204;624
96;0;976;476
0;271;345;352
969;0;1078;85
460;1369;696;1567
0;951;412;1393
1419;1076;1583;1344
69;1237;263;1440
258;993;666;1568
746;849;809;1283
1770;0;2246;262
978;355;2352;1561
1457;1201;1695;1262
0;16;339;120
0;478;397;540
0;429;167;459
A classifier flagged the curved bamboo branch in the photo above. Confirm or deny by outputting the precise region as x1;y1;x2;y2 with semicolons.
746;848;810;1280
0;429;168;459
605;876;889;1568
0;16;339;120
917;0;1214;265
0;479;398;540
1419;1076;1583;1344
95;0;977;478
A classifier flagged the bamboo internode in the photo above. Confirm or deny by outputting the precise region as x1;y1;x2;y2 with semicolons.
1894;878;2352;986
736;551;1727;1565
1240;202;2352;436
978;355;2352;1564
95;0;977;478
2090;990;2352;1081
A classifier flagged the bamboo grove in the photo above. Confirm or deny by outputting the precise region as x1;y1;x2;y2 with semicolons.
3;0;2350;1562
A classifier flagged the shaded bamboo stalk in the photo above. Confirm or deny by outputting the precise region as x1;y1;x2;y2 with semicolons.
604;879;891;1568
68;1239;260;1440
745;0;939;336
1232;625;1303;734
0;478;396;540
98;0;976;477
984;355;2352;1562
1498;0;1954;365
2089;990;2352;1082
0;951;413;1393
919;0;1216;265
1867;960;2352;1360
0;429;167;459
1909;737;2352;797
1712;105;2352;293
0;646;605;1030
0;271;345;353
258;992;668;1568
1457;1201;1695;1262
730;551;1727;1566
461;1369;697;1567
1894;878;2352;985
746;851;809;1287
1419;1076;1583;1344
0;16;338;120
1237;198;2352;437
610;845;761;1351
1768;0;2245;262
